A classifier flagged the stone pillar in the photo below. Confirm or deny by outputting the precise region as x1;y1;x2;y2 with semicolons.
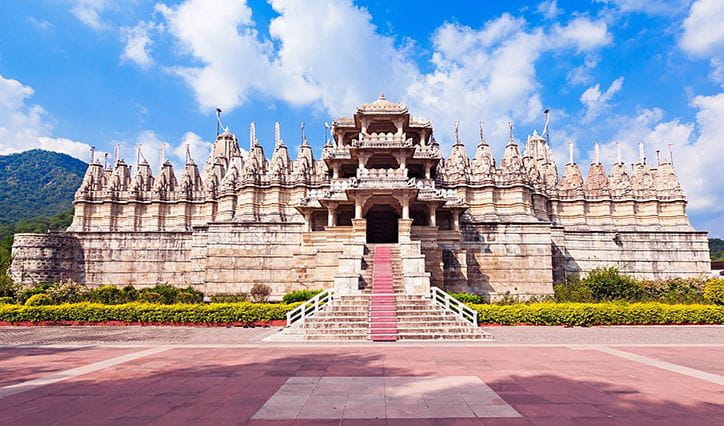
401;197;410;219
424;163;431;179
429;205;437;227
354;198;363;219
452;210;460;230
332;164;339;179
304;211;312;232
327;204;337;227
398;218;413;243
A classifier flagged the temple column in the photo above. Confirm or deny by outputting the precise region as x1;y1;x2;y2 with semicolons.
332;164;340;179
401;197;410;220
424;163;431;179
304;211;312;232
354;197;363;219
429;205;437;227
327;204;337;227
452;210;460;230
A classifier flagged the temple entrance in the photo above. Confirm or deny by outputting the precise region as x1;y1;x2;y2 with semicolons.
366;205;399;243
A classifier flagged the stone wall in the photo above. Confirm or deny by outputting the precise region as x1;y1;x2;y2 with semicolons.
557;229;711;280
10;232;193;287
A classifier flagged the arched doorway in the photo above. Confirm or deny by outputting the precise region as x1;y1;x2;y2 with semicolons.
366;204;399;243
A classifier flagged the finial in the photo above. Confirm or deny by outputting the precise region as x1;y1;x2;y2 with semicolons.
300;122;309;146
136;144;141;167
103;153;109;169
479;121;485;145
215;108;223;136
454;121;460;144
594;142;600;164
508;121;514;140
185;143;192;165
656;149;661;166
668;144;673;165
249;121;256;150
616;141;622;164
638;143;645;164
159;143;166;169
378;90;385;100
568;142;574;165
113;143;120;166
89;146;96;164
274;122;282;148
542;109;550;140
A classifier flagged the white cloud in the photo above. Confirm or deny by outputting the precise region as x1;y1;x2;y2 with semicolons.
68;0;108;30
680;0;724;57
172;131;214;165
710;58;724;88
0;74;92;161
157;0;612;158
580;77;624;122
537;1;561;19
551;17;612;52
567;54;600;86
120;21;163;68
27;17;54;31
597;0;692;16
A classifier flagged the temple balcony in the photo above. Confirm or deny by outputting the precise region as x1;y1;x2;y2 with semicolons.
350;132;413;149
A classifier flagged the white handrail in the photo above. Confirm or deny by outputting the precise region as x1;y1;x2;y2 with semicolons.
285;289;335;327
429;287;478;327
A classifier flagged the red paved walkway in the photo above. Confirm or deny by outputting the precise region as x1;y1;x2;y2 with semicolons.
370;246;398;342
0;345;721;424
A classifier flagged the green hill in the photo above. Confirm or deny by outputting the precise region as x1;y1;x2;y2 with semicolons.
0;149;87;226
710;238;724;262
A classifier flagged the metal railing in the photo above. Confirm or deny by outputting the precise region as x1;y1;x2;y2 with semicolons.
285;289;335;327
429;287;478;327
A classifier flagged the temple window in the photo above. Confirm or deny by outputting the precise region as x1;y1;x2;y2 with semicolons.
366;120;397;135
407;163;424;179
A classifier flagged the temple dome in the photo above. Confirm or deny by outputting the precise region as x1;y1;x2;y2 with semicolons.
356;92;408;114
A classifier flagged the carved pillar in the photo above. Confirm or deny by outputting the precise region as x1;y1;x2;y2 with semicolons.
429;205;437;227
355;197;363;219
332;164;340;179
304;211;312;232
424;162;431;179
452;210;460;230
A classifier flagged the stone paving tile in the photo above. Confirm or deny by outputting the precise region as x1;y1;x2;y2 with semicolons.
612;345;724;375
0;345;722;423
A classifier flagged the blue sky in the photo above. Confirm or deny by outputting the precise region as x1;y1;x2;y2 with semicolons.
0;0;722;236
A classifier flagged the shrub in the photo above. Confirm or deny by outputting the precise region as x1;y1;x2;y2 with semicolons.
282;289;323;304
47;280;89;304
250;284;272;302
471;302;724;326
704;278;724;305
121;285;138;302
449;292;488;304
25;293;53;306
582;267;642;301
139;285;203;304
210;293;249;303
18;283;53;304
0;301;298;324
139;291;162;304
176;291;202;304
0;296;14;304
0;274;17;299
554;274;594;302
89;285;126;305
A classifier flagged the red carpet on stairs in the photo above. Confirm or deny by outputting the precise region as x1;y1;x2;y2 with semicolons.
370;246;398;342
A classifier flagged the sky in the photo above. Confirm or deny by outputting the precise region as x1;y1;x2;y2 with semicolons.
0;0;722;236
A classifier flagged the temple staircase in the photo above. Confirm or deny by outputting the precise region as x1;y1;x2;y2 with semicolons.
273;243;492;342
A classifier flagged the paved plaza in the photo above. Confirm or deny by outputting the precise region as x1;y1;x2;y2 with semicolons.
0;326;722;424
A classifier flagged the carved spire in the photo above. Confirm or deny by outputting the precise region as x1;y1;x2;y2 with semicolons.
594;142;600;164
478;121;485;145
301;121;309;146
616;141;623;164
89;146;96;164
453;120;462;146
274;121;283;149
668;143;674;165
568;142;574;165
638;143;646;164
185;143;193;165
113;143;120;167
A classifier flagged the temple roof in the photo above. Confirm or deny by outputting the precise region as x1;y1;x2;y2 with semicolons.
356;92;408;115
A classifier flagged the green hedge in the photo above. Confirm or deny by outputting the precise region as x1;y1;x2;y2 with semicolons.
0;302;298;324
470;302;724;326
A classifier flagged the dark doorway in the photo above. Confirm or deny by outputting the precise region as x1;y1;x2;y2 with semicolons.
366;205;399;243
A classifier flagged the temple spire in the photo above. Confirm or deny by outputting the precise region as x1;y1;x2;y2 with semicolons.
542;109;550;140
104;153;109;169
656;149;661;166
454;120;461;145
478;121;486;145
113;144;120;166
668;143;674;165
185;143;192;165
638;143;645;164
215;108;223;136
508;121;514;141
89;146;96;164
159;143;166;169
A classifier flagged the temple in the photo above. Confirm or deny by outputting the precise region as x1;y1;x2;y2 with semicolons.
10;94;711;299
